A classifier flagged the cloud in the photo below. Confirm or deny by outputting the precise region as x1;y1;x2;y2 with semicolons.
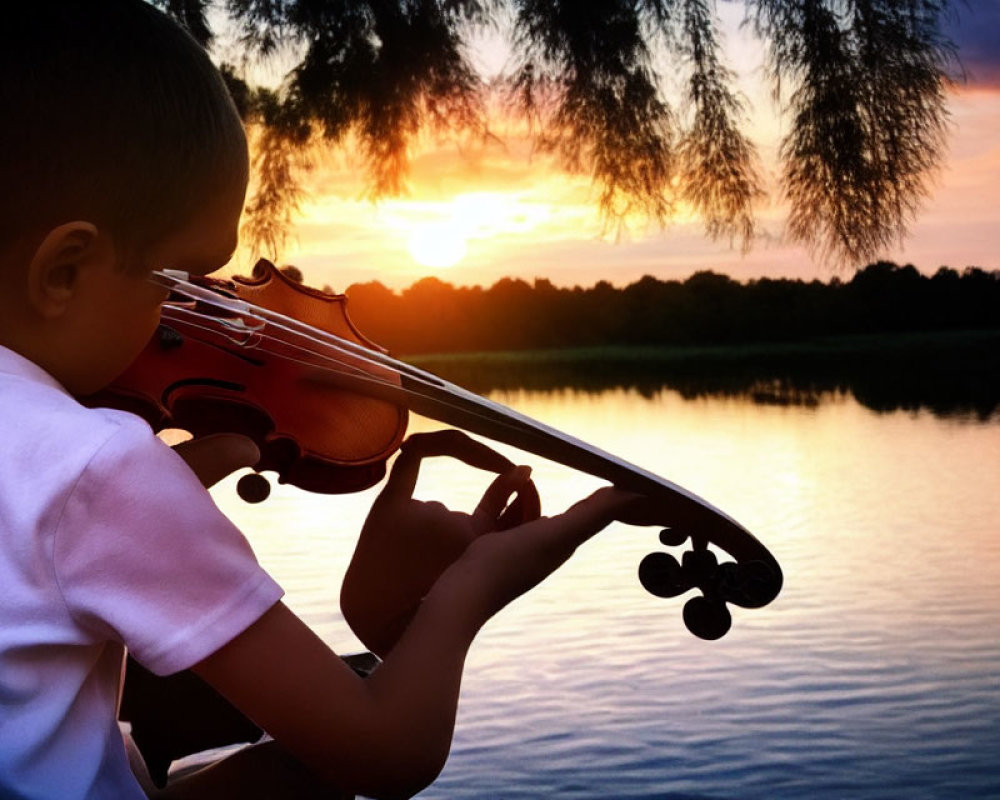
946;0;1000;87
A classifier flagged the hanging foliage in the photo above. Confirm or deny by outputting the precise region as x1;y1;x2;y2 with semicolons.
152;0;958;266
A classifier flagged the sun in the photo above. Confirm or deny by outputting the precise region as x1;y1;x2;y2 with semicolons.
407;222;468;269
403;192;554;270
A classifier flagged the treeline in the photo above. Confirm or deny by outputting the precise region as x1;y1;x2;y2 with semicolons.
341;261;1000;356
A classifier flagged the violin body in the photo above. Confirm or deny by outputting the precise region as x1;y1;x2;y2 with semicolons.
87;261;407;494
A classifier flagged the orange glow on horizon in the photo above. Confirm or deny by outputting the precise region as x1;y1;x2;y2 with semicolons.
233;78;1000;294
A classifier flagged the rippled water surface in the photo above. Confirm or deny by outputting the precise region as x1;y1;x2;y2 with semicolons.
214;389;1000;799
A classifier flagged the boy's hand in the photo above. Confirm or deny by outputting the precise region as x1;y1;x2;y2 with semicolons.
170;434;260;489
444;485;646;624
341;430;540;656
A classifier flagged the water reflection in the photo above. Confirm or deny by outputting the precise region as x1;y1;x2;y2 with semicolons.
214;385;1000;799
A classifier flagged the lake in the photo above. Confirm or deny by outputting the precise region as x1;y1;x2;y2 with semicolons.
213;384;1000;799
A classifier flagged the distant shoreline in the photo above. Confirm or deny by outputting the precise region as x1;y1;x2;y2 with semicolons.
407;328;1000;370
405;329;1000;419
345;262;1000;358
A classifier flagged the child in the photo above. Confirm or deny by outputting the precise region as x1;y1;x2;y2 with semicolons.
0;2;646;798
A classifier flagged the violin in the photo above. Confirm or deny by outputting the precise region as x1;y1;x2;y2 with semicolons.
90;259;782;641
90;259;409;497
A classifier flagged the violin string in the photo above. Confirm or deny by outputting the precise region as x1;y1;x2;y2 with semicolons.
160;305;567;454
152;272;451;389
154;273;547;437
154;276;605;457
151;272;740;528
162;308;408;394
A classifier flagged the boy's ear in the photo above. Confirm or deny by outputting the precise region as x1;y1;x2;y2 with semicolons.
26;221;103;319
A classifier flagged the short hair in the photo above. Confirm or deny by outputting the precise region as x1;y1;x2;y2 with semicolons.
0;0;248;258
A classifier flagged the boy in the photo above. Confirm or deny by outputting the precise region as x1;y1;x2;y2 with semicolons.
0;2;646;798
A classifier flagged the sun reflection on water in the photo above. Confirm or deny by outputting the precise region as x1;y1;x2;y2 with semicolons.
211;387;1000;799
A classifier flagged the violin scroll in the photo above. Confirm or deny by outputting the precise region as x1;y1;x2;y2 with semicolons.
638;529;780;639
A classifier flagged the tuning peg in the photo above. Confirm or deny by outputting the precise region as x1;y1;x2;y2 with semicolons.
658;528;688;547
683;596;732;640
716;560;779;608
236;472;271;504
681;547;718;582
638;552;691;598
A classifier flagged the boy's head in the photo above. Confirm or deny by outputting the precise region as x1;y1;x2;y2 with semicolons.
0;0;249;266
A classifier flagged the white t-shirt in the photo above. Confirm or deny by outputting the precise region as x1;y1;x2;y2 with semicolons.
0;345;284;799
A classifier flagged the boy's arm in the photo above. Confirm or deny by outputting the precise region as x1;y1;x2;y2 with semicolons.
191;441;639;799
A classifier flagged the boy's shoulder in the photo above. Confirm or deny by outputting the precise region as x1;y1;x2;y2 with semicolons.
0;344;156;473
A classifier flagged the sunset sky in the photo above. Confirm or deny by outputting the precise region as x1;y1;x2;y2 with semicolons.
237;1;1000;293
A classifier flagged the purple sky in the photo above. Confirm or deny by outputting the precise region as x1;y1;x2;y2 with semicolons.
947;0;1000;86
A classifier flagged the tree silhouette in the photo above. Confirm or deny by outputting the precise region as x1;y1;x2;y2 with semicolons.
340;261;1000;355
152;0;958;266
